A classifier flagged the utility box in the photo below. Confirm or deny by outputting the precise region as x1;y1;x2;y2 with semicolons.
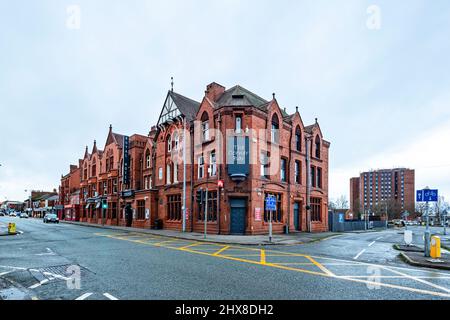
430;236;441;259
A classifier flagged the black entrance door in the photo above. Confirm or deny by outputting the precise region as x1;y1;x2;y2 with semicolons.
230;198;246;235
294;202;301;231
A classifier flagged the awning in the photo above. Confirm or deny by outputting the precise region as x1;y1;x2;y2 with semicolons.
95;202;101;209
85;203;91;209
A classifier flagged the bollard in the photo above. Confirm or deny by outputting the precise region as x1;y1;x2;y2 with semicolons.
430;236;441;259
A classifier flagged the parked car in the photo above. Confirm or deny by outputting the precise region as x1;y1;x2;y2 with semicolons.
19;213;29;219
43;213;59;224
9;212;17;217
0;212;5;216
391;219;405;227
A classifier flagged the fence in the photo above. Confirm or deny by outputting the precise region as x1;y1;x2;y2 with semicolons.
328;211;387;232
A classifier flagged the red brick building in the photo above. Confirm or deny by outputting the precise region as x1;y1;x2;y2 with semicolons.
58;163;81;220
350;168;415;219
60;82;331;234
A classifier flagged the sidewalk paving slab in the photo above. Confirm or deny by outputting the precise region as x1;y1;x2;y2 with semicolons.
60;220;340;246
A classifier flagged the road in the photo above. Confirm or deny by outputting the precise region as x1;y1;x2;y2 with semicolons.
0;217;449;300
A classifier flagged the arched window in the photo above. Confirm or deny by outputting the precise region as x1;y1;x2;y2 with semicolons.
295;126;301;152
271;114;279;143
167;135;172;152
145;149;151;168
315;135;321;159
201;112;210;142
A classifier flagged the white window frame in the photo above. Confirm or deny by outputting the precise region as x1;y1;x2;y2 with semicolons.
174;133;179;150
198;155;205;179
167;136;172;152
166;164;171;184
173;161;178;183
295;161;300;184
209;151;217;177
235;116;242;133
202;121;209;142
146;154;151;169
281;159;287;182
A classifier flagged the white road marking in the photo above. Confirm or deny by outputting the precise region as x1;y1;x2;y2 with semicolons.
0;265;27;271
368;241;376;247
381;265;450;294
353;249;366;260
376;236;383;240
75;292;93;300
28;279;49;289
103;292;119;300
35;248;56;256
103;293;119;300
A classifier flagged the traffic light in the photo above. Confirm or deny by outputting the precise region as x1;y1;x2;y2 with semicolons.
196;189;204;204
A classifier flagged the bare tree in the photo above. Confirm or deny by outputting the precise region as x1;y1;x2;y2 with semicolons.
335;195;349;210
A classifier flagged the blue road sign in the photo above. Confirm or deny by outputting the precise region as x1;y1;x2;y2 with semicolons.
265;196;277;211
417;189;439;202
416;190;423;202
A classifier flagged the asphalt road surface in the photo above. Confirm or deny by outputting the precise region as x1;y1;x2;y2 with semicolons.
1;217;449;300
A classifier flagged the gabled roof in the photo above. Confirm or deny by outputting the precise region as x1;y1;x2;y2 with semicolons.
105;126;125;149
216;85;268;108
157;91;201;125
83;146;91;160
305;121;324;138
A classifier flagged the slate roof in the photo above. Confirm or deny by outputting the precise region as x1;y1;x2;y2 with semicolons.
168;91;201;122
113;133;125;148
216;85;268;108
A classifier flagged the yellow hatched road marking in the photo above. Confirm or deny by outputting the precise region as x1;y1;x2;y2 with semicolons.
213;246;230;256
96;232;450;298
153;240;179;247
305;256;335;276
179;243;203;250
260;249;266;264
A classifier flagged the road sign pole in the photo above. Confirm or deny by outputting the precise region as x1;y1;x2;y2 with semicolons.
269;210;273;243
424;200;431;257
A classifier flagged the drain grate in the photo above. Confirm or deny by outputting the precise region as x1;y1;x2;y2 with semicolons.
37;264;91;279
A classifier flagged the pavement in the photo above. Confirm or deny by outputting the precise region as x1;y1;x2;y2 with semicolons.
1;216;450;300
59;220;340;245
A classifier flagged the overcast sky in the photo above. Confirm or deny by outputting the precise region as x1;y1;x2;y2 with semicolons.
1;0;449;204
